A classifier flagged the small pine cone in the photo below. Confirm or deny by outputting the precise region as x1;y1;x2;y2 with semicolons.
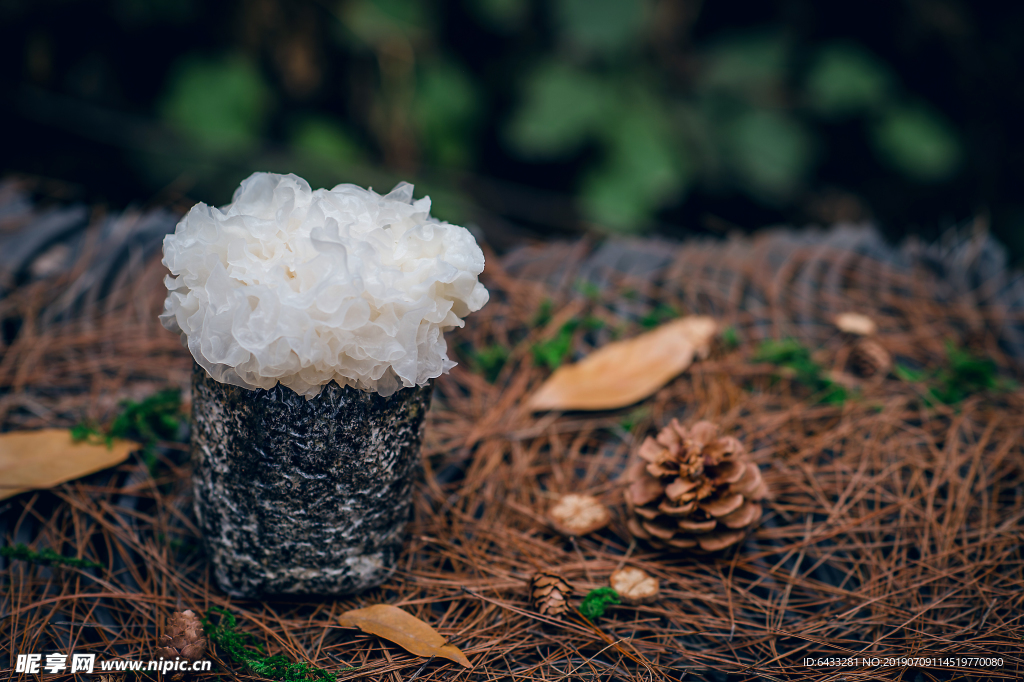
847;338;891;377
154;610;207;681
625;420;767;552
529;571;573;617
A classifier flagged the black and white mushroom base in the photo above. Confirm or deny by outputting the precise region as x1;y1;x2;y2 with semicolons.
190;364;431;596
160;173;488;597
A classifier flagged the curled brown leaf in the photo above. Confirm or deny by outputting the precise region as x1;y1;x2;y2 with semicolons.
0;429;139;501
338;604;471;668
527;316;718;412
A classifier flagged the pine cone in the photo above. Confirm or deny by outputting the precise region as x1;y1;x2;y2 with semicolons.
154;610;207;681
625;420;767;551
847;338;891;377
529;572;573;616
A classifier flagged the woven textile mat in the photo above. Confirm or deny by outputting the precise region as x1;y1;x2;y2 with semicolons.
2;186;1023;681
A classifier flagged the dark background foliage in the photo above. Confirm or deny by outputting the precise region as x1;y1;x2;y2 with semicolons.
2;0;1022;258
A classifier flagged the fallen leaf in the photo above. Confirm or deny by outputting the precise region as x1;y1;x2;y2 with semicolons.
0;429;140;501
338;604;472;668
527;316;718;411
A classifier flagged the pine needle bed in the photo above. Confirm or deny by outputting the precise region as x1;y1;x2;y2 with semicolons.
2;186;1023;681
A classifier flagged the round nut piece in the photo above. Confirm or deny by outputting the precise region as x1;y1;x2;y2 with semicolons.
610;566;659;605
834;312;877;336
548;494;611;536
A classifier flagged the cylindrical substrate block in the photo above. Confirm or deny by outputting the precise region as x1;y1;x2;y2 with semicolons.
190;362;431;597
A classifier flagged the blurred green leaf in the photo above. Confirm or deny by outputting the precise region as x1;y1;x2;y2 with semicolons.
896;343;1014;406
160;54;270;153
506;64;612;158
469;0;528;30
805;43;894;117
753;338;847;405
640;302;677;328
752;337;811;367
929;341;1012;404
413;60;480;166
468;343;510;383
342;0;427;45
532;320;579;370
290;116;363;165
700;31;788;103
416;184;471;225
574;279;602;300
581;101;690;230
71;421;108;446
894;363;926;383
723;109;814;202
581;168;648;230
109;389;182;445
870;104;961;182
721;325;739;349
618;406;650;433
553;0;646;54
532;298;554;328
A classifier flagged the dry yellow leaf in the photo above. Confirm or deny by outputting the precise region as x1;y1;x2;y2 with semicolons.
0;429;139;501
527;316;718;411
338;604;472;668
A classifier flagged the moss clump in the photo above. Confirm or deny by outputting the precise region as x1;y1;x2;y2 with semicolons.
468;344;510;383
753;338;847;405
532;320;579;370
579;587;620;621
204;607;351;681
0;543;102;569
72;388;184;473
640;303;678;329
896;341;1016;405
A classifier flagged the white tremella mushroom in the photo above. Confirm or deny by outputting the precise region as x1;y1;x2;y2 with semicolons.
161;172;489;398
172;173;490;597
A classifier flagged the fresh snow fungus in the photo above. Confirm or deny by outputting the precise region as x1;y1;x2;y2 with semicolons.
160;172;489;397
